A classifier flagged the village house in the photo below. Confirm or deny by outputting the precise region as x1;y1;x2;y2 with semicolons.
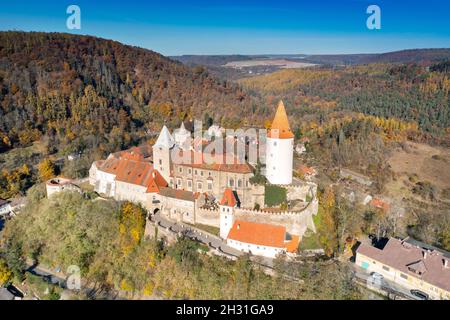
370;197;390;212
356;237;450;300
298;165;317;181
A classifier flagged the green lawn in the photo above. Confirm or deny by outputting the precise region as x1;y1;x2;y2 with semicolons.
264;185;287;207
187;223;220;237
299;207;324;250
299;230;322;250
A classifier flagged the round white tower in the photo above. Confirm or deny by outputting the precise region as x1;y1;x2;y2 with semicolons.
265;101;294;185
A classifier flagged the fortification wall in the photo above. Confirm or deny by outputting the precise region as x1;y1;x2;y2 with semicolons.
234;198;318;237
194;208;220;227
285;182;317;202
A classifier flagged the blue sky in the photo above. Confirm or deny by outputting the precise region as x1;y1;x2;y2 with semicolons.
0;0;449;55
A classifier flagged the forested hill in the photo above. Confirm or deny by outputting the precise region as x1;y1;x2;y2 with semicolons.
0;31;252;153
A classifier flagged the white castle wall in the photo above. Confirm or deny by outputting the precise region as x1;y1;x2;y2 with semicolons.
234;199;317;237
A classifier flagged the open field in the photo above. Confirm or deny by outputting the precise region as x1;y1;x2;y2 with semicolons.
384;141;450;207
223;59;317;69
388;142;450;190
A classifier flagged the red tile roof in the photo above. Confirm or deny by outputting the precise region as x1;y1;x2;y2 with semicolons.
298;165;316;176
220;188;237;207
370;198;390;211
98;158;167;193
357;238;450;292
158;187;196;202
227;220;299;251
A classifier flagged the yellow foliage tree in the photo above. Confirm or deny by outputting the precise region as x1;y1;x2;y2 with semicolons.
0;258;12;286
120;202;146;255
38;158;56;181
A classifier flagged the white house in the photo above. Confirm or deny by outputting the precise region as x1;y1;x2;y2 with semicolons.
356;237;450;300
226;220;299;259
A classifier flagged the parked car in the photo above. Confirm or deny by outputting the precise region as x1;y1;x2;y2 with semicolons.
410;289;429;300
370;272;384;281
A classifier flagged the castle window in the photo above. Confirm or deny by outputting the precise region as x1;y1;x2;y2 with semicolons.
187;180;192;190
200;171;204;176
207;181;213;190
177;178;182;188
188;168;192;174
159;159;162;165
197;182;203;191
229;178;234;187
238;179;242;188
195;169;198;175
178;167;183;173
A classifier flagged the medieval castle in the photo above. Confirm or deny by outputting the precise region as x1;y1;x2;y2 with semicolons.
87;101;318;258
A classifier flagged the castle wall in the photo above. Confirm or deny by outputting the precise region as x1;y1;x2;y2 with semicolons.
286;182;317;202
234;199;318;237
195;207;220;227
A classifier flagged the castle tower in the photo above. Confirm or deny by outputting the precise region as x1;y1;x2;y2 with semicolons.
152;125;175;182
265;101;294;185
219;188;237;239
174;122;191;148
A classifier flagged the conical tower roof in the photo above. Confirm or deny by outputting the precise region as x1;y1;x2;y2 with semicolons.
154;125;175;148
178;121;189;134
268;100;294;139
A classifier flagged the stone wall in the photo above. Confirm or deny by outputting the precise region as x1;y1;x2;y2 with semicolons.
285;182;317;202
234;198;318;237
194;207;220;227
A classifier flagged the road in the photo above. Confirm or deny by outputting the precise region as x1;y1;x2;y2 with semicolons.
149;213;275;268
26;263;122;300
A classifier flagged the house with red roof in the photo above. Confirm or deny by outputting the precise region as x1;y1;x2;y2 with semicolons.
356;237;450;300
226;220;299;258
370;197;390;212
218;188;299;258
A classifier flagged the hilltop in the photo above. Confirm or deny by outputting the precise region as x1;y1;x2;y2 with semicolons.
0;31;254;154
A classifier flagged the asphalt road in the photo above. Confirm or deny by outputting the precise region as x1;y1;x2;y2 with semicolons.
150;213;275;268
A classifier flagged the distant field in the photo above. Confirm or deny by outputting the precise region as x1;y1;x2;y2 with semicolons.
223;59;317;69
388;142;450;190
384;141;450;206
